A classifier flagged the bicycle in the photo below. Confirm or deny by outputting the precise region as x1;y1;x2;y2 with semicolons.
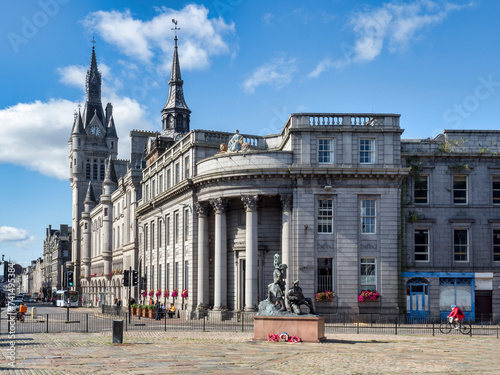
439;318;471;335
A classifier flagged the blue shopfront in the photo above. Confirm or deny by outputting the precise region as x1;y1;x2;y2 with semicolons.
402;272;475;322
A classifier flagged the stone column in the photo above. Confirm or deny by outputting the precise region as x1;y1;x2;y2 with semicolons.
241;195;260;311
209;198;228;310
195;201;210;309
280;194;293;290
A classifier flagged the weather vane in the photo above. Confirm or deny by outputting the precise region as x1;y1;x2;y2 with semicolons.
92;35;96;47
171;19;180;38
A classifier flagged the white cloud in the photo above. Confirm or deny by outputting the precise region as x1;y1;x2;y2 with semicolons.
0;226;31;243
242;57;298;93
57;63;112;93
310;0;473;77
0;96;150;181
261;13;274;25
82;4;235;72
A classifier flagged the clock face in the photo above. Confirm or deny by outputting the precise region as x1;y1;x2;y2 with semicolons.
90;126;102;137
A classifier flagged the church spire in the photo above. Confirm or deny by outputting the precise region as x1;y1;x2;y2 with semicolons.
161;19;191;136
81;37;105;130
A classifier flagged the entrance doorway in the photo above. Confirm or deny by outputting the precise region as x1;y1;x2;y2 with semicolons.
406;278;429;322
475;291;492;322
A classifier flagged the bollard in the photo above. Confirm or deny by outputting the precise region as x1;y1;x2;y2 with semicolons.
112;319;123;343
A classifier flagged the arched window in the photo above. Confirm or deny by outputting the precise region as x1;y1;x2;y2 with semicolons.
86;163;91;179
100;162;105;181
93;163;98;180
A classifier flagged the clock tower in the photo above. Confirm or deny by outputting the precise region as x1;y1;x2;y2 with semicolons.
161;21;191;138
68;42;118;286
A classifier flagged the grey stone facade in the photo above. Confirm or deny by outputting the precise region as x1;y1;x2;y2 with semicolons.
62;35;500;321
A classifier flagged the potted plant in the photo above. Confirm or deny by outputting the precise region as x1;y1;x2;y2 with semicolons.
358;290;380;303
141;304;148;317
171;289;178;298
155;289;161;302
315;290;334;302
148;304;156;319
130;303;138;315
163;289;169;303
181;289;188;299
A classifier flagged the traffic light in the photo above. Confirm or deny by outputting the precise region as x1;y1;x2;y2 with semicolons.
67;271;74;287
132;269;138;286
123;270;130;287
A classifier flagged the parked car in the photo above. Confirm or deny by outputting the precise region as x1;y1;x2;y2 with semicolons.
28;298;36;303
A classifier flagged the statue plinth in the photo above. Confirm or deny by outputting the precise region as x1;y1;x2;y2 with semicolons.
253;315;326;343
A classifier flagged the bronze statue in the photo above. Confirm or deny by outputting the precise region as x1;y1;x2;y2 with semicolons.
286;280;317;315
267;254;287;311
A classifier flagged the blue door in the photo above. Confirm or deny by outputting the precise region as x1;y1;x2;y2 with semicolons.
406;278;429;322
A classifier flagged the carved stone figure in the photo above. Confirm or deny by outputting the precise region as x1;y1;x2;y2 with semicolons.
286;280;317;315
228;130;243;152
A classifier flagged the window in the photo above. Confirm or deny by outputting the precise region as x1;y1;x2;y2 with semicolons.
151;223;155;250
100;162;105;181
175;163;180;184
158;264;162;290
493;229;500;261
175;262;179;290
414;229;429;262
184;209;189;241
151;265;155;290
361;199;376;234
93;163;98;180
185;156;190;178
86;163;91;179
454;229;469;262
175;213;179;244
166;169;171;189
318;138;334;164
453;175;467;204
151;180;156;198
145;184;149;202
166;216;170;246
184;261;189;289
317;258;333;292
159;174;163;193
360;139;375;164
317;198;333;233
493;176;500;204
166;263;170;290
414;175;429;204
159;221;162;248
360;258;376;291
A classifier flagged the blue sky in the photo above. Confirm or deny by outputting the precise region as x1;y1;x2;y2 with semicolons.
0;0;499;268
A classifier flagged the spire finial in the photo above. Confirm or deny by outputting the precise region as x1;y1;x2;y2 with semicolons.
92;35;96;48
172;19;180;46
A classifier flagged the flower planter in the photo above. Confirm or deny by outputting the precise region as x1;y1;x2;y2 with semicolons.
148;309;156;319
142;309;148;317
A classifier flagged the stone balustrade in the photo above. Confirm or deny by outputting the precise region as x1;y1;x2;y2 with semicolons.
288;113;401;129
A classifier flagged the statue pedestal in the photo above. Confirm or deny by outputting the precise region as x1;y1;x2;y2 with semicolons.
253;315;326;343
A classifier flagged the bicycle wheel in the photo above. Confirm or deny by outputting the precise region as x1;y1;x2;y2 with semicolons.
439;321;452;334
459;323;471;335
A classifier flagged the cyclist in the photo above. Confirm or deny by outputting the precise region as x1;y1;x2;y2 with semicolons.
447;304;465;329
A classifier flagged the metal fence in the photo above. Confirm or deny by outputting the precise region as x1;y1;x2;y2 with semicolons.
5;310;500;337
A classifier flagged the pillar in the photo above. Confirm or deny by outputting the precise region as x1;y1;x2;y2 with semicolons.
210;197;228;310
195;201;210;309
242;195;260;311
280;194;293;291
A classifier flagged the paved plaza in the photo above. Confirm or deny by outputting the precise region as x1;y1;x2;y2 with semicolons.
0;330;499;374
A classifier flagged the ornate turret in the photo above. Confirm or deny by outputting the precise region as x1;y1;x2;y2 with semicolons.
161;20;191;137
81;41;105;130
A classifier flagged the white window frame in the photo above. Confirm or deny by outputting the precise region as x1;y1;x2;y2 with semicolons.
414;175;429;205
317;198;333;234
453;175;468;205
318;138;334;164
361;199;376;234
360;138;375;164
414;228;430;262
360;258;377;291
453;228;469;262
493;175;500;205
